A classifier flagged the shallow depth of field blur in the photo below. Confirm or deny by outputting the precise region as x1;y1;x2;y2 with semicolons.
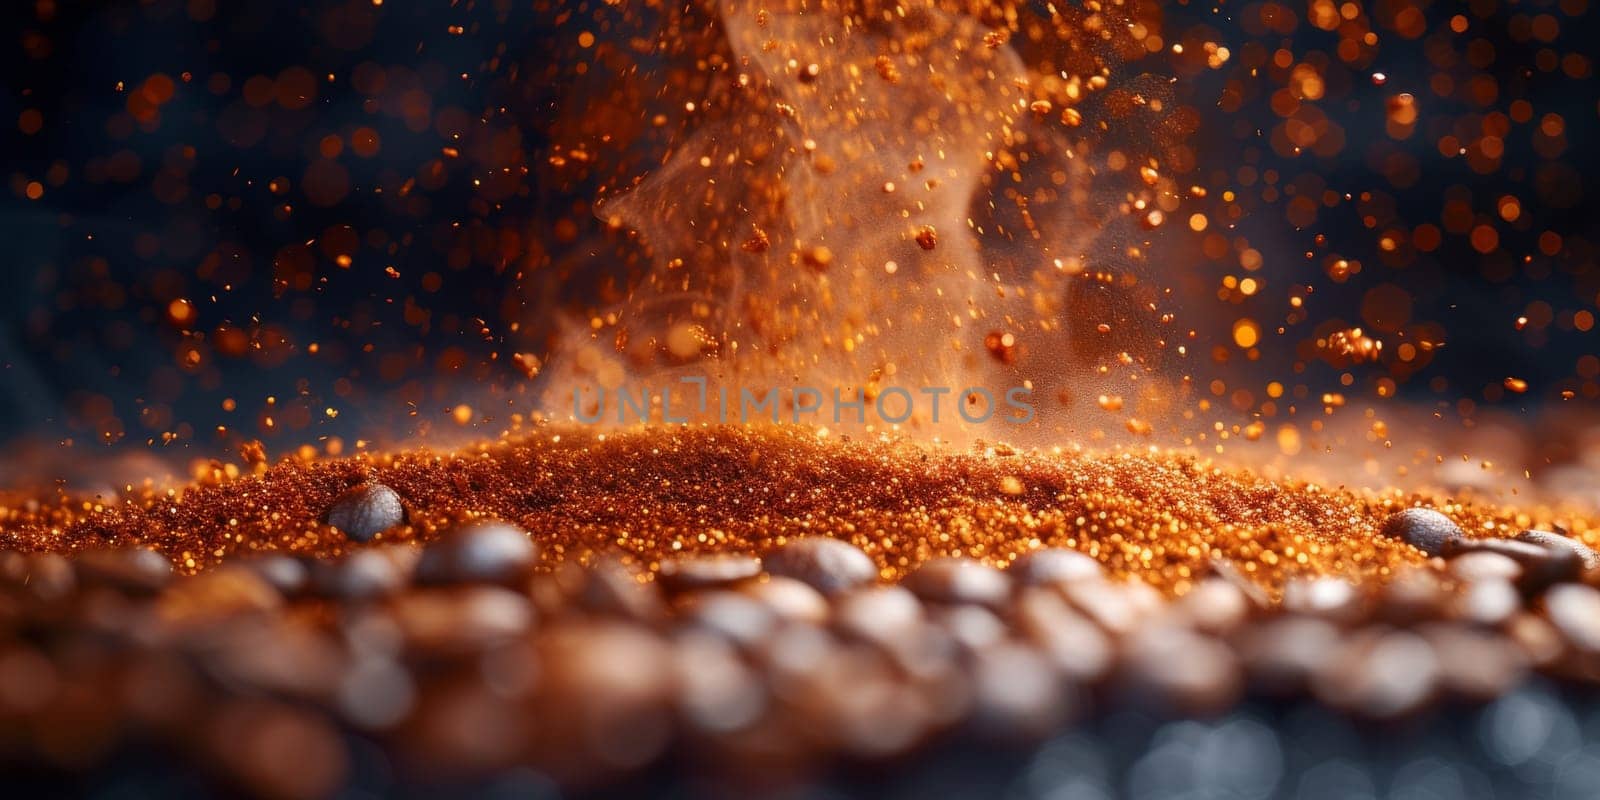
3;0;1599;497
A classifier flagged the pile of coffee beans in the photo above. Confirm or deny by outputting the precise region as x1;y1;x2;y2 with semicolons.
3;501;1600;797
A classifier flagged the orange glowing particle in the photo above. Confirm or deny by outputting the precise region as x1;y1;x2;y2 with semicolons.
141;73;176;105
578;31;596;48
1503;377;1528;394
1232;319;1260;349
874;56;901;84
351;127;381;158
1189;213;1208;232
739;228;771;252
800;245;832;270
1277;424;1303;455
983;331;1018;364
512;353;542;379
167;299;197;326
1412;224;1442;252
1469;225;1499;254
1498;196;1521;222
24;182;43;200
452;404;473;425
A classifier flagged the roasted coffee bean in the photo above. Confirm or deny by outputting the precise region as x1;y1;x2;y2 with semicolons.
398;679;531;773
810;646;930;758
832;585;944;674
325;483;405;542
678;591;779;648
756;621;838;689
0;551;27;586
833;584;923;643
671;630;768;735
0;552;76;601
312;547;416;602
1012;587;1112;682
390;586;534;653
902;557;1012;609
233;555;312;597
532;621;675;773
1007;548;1103;585
1314;628;1440;718
1441;537;1582;592
1122;623;1242;714
657;554;762;594
198;618;347;700
1174;577;1253;635
928;603;1007;653
1544;583;1600;653
1420;623;1526;700
1379;567;1450;624
1506;611;1566;667
1062;578;1159;635
1447;551;1522;583
158;567;283;624
575;556;664;622
74;547;173;594
1380;507;1464;556
336;656;415;731
1517;529;1600;571
739;576;829;624
414;520;538;586
762;536;878;595
1453;578;1521;627
1240;616;1342;694
1281;577;1364;623
967;641;1071;739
